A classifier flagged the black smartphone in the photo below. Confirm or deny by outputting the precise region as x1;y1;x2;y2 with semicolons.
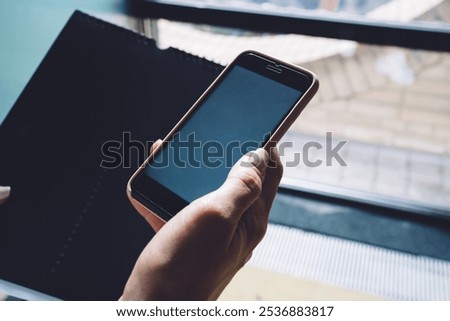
127;51;318;226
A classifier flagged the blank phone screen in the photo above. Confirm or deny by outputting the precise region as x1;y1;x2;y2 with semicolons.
144;65;302;202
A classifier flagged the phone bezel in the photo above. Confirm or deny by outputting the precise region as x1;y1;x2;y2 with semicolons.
128;50;319;223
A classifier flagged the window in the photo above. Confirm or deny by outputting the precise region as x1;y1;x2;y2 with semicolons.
142;0;450;215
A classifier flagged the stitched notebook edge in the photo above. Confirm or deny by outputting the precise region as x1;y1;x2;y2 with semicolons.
72;10;224;72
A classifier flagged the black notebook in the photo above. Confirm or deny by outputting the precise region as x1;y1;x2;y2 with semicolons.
0;11;223;300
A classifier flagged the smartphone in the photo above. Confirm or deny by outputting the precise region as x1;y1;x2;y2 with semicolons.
127;51;318;226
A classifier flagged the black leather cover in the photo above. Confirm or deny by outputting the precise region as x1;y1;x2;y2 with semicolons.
0;10;222;300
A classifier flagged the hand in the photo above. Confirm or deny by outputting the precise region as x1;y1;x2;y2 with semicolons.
120;145;283;300
0;186;10;205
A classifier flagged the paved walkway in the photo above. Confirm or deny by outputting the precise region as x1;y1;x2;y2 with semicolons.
287;1;450;208
280;131;450;208
296;45;450;155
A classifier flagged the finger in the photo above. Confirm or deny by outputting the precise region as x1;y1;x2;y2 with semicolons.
149;139;163;156
0;186;11;205
260;147;283;211
203;148;269;223
128;196;166;232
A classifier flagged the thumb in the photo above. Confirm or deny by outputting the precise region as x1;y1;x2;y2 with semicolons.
207;148;269;222
0;186;11;205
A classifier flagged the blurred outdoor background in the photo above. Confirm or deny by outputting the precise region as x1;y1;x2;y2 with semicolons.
144;0;450;211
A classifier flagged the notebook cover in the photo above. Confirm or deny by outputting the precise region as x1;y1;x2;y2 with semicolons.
0;10;222;300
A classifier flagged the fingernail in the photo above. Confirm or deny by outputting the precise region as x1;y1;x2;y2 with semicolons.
241;149;268;172
0;186;11;201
